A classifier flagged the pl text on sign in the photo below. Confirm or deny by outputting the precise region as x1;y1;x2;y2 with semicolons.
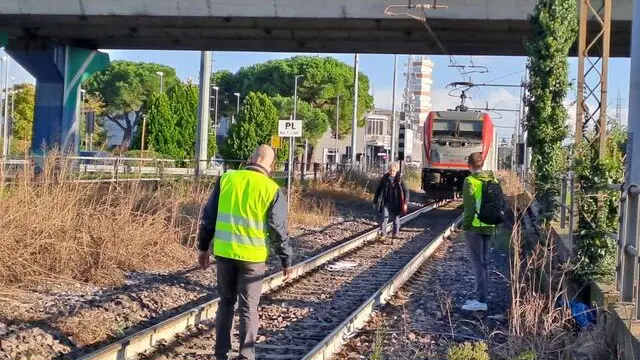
278;120;303;137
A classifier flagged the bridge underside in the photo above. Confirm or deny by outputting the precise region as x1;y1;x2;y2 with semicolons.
0;15;631;57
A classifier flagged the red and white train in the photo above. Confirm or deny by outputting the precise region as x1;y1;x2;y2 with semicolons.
421;109;498;198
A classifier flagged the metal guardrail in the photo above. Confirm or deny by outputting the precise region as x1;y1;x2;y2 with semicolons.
615;182;640;320
0;157;340;182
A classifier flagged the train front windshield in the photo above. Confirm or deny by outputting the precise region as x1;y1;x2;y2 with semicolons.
432;120;483;140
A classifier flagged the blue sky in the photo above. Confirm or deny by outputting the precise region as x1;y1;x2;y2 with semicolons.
1;49;631;140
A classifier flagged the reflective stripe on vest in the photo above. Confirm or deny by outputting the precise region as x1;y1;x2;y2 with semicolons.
467;176;495;228
213;169;279;262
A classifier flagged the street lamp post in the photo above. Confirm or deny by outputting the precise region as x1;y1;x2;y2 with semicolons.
390;54;398;162
294;75;304;174
80;89;86;151
351;54;360;166
0;57;5;143
234;92;241;114
211;86;220;126
287;75;303;212
9;77;15;121
156;71;164;92
2;56;9;159
336;94;340;164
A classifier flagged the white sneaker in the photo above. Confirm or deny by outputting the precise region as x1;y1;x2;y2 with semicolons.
462;300;488;312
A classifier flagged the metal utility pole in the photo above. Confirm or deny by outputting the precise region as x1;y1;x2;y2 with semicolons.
335;94;340;163
351;54;360;166
2;57;9;159
287;75;303;212
195;51;212;177
295;74;305;174
618;0;640;317
575;0;611;155
390;54;398;162
0;57;4;145
514;78;524;172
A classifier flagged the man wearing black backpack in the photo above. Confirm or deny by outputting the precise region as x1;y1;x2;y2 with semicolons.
461;152;505;312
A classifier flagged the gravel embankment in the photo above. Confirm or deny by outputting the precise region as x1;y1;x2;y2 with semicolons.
0;202;383;360
336;230;511;359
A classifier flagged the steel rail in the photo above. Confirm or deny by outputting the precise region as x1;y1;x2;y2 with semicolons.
78;199;451;360
303;214;462;360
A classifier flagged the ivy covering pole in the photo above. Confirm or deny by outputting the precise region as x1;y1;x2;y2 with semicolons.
524;0;578;219
573;125;626;282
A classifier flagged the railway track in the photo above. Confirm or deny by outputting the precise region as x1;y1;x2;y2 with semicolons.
78;200;461;360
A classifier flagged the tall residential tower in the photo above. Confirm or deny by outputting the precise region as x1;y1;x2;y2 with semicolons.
401;56;433;164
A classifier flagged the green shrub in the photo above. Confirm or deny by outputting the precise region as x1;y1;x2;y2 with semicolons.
513;350;536;360
447;341;489;360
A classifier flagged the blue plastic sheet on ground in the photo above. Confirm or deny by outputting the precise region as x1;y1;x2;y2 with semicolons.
557;299;596;329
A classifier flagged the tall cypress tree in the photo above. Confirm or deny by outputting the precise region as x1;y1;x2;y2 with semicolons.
170;83;199;160
221;92;280;164
525;0;578;218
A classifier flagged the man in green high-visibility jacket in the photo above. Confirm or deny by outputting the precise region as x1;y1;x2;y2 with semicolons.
197;144;293;360
461;152;499;312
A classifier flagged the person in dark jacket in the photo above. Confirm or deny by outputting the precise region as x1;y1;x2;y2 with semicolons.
197;145;293;360
373;162;409;240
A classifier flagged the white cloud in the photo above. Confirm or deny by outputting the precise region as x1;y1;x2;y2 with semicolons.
431;88;461;111
373;86;403;111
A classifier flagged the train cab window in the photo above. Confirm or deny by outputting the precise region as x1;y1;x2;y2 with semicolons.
458;121;483;139
432;120;455;136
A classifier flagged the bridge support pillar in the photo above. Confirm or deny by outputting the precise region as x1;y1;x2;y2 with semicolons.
4;39;109;164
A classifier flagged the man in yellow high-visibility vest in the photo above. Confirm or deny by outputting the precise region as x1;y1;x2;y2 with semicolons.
197;144;293;360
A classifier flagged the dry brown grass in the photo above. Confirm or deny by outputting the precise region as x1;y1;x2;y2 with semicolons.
55;308;121;346
289;186;339;228
314;170;374;202
0;157;198;288
287;170;374;228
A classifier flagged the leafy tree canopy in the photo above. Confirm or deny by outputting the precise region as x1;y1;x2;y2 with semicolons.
9;83;35;142
83;60;180;150
213;56;373;139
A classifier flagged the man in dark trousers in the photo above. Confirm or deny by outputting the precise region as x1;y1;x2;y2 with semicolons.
197;144;293;360
373;162;409;240
461;152;499;312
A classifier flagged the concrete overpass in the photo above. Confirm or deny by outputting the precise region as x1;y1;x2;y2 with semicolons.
0;0;633;56
0;0;633;158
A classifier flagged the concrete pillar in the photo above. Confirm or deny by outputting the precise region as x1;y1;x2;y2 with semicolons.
5;40;109;164
350;54;359;166
195;51;212;177
619;0;640;315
